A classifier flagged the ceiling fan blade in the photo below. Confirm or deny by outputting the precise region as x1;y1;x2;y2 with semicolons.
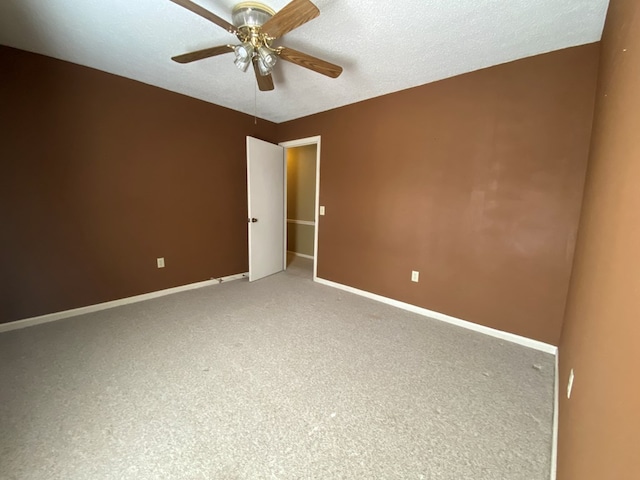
278;47;343;78
169;0;237;34
252;58;275;91
172;45;234;64
261;0;320;39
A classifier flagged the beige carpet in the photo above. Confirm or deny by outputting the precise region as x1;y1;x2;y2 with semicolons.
0;256;554;479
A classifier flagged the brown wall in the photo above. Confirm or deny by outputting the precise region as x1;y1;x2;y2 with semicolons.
0;46;277;323
279;44;599;345
557;0;640;478
1;42;600;346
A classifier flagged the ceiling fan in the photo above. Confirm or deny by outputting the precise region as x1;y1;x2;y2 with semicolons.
169;0;343;91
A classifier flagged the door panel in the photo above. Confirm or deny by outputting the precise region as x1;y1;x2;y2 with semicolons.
247;137;284;281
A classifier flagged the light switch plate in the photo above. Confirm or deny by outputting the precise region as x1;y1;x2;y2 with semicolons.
157;257;165;268
319;206;325;215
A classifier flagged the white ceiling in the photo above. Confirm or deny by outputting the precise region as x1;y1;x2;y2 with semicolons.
0;0;609;123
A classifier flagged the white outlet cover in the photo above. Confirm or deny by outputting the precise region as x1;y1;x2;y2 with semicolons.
411;271;420;282
157;257;165;268
319;206;325;216
567;369;575;399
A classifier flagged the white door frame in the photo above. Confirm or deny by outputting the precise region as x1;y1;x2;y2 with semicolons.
279;135;321;281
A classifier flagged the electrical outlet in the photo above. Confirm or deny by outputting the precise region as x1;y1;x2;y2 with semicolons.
567;369;575;399
411;270;419;282
319;206;326;216
157;257;165;268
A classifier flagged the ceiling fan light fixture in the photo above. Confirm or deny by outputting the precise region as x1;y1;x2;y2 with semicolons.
234;55;251;72
234;43;254;60
231;2;276;28
256;56;272;76
258;46;278;68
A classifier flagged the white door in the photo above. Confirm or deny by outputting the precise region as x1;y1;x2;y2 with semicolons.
247;136;285;281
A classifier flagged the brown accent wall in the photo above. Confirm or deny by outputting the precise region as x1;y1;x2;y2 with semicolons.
0;46;277;323
557;0;640;478
278;45;599;345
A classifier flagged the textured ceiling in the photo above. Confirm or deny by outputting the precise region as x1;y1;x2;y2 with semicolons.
0;0;609;123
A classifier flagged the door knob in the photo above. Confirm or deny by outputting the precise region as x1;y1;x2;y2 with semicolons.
248;218;258;223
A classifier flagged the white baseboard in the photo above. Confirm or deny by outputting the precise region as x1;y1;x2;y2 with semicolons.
0;273;248;334
287;251;314;260
314;277;558;355
550;352;559;479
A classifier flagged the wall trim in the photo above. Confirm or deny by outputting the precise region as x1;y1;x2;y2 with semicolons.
550;352;559;480
0;273;248;334
287;250;314;260
279;136;321;149
314;277;558;354
287;219;315;226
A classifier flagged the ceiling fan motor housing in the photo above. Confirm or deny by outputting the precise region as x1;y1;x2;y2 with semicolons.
232;2;275;28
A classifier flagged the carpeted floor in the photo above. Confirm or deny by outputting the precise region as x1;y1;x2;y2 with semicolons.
0;256;554;479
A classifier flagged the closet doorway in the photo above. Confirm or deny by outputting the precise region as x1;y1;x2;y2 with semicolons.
280;136;320;280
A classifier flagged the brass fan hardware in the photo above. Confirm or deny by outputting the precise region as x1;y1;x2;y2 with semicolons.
169;0;343;91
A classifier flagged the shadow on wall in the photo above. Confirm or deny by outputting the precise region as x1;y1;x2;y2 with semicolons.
1;44;126;322
1;39;277;323
0;4;59;322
